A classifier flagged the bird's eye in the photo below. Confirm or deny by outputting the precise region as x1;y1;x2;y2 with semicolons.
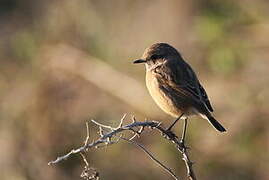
150;54;162;60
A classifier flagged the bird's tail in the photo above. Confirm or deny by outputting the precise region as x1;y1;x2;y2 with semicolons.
205;115;226;132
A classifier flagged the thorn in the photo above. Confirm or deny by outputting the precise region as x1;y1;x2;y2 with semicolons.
118;114;126;128
91;119;114;130
132;115;137;123
129;134;136;140
84;121;91;145
138;126;144;134
91;119;97;124
99;127;104;137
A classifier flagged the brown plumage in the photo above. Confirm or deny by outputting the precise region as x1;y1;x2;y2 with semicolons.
133;43;226;132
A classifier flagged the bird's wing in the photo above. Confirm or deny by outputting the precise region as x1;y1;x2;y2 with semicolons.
155;60;214;112
197;82;213;112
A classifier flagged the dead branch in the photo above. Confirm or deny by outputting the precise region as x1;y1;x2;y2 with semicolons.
48;115;196;180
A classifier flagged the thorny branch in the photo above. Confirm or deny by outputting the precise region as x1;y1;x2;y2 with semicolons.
48;115;196;180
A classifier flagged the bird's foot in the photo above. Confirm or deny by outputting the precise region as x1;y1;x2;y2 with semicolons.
179;139;190;150
162;129;178;140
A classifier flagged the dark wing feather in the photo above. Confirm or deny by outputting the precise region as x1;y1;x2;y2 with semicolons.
155;58;213;112
198;83;213;112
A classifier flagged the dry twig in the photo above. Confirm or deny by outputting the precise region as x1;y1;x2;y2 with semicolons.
48;115;196;180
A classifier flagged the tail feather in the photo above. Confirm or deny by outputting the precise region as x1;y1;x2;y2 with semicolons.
206;115;226;132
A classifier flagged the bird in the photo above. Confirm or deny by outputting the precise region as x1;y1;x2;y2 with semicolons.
133;43;226;132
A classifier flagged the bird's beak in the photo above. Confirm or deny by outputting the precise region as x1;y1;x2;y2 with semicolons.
133;59;146;64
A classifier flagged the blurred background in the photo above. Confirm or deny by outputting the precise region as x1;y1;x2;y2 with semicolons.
0;0;269;179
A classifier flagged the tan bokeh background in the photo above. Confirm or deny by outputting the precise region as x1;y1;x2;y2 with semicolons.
0;0;269;179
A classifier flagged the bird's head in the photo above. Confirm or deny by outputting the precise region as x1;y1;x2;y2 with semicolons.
133;43;181;71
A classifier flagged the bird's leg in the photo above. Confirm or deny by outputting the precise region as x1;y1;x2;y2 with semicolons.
180;117;188;145
166;114;184;131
